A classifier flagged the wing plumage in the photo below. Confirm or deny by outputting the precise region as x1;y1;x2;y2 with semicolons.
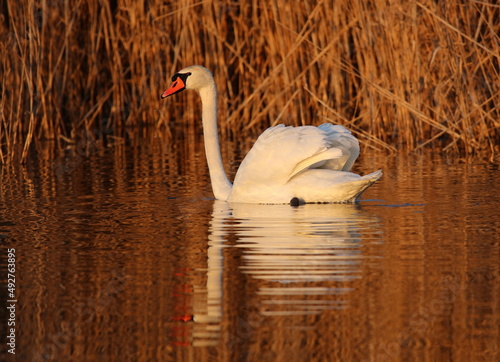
232;123;359;186
317;123;359;171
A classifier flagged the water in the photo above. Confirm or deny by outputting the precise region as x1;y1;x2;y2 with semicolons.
0;129;498;361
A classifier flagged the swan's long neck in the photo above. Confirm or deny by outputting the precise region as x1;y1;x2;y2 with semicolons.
199;83;232;201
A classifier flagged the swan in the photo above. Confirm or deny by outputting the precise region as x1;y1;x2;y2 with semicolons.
161;65;382;205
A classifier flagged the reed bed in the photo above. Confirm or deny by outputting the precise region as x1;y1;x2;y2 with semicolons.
1;0;499;163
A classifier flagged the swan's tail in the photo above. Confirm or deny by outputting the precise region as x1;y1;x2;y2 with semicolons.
361;169;383;183
345;169;382;202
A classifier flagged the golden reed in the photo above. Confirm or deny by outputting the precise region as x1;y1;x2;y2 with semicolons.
1;0;499;162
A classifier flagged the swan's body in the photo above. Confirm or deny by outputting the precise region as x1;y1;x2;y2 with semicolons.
162;65;381;204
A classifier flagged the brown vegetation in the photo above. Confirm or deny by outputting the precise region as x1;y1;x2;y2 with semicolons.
1;0;499;162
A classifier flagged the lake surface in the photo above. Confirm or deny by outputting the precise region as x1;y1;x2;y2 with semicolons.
0;128;498;361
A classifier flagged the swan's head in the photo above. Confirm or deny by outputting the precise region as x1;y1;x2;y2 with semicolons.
161;65;214;98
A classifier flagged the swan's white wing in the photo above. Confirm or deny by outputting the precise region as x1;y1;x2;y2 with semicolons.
288;147;343;180
233;124;354;186
318;123;359;171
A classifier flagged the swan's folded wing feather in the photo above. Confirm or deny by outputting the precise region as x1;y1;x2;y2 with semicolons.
233;124;346;186
288;147;343;181
318;123;359;171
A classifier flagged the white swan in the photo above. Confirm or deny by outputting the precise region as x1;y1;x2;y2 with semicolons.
162;65;382;205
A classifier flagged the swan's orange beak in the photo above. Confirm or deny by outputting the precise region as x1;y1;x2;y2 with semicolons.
161;77;187;99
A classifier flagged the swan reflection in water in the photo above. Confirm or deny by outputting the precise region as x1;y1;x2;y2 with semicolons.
189;201;380;347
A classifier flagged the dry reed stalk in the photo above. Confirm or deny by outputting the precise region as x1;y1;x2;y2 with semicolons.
0;0;498;163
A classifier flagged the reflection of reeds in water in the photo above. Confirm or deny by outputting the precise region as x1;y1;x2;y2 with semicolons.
1;0;499;163
2;130;498;361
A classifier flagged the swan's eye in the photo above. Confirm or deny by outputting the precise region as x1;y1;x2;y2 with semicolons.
171;72;191;82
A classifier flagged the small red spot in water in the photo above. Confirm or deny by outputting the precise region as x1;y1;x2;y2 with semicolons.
171;314;193;322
